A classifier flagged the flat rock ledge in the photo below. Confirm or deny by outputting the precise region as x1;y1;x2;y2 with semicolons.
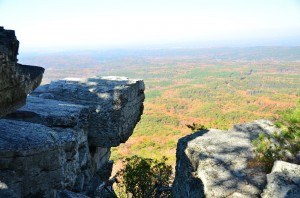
0;26;44;118
172;120;295;198
0;76;144;197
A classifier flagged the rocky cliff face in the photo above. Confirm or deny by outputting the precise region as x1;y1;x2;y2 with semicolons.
0;77;144;198
172;120;300;198
0;27;44;118
0;27;145;198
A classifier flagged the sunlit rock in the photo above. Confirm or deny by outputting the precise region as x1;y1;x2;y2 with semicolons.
31;76;145;147
173;120;278;197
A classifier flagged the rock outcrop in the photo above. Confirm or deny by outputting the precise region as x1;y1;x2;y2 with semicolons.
173;120;279;197
0;27;44;118
0;77;144;197
0;27;145;197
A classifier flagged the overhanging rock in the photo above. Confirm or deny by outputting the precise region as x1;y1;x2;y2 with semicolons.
1;76;144;197
31;76;145;147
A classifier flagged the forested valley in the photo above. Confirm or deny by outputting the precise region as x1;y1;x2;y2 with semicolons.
20;47;300;165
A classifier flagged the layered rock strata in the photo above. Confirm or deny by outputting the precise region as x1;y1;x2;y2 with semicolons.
0;27;44;118
0;77;144;197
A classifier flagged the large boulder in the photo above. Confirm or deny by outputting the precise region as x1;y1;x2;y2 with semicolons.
173;120;278;197
0;26;44;118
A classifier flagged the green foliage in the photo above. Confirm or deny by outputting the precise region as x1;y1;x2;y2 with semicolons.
179;87;216;100
116;155;173;198
134;114;180;136
147;80;173;87
252;133;282;172
252;100;300;172
186;122;207;132
180;68;213;79
145;90;162;99
180;68;240;80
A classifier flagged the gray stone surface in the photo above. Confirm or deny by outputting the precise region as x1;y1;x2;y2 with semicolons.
31;76;145;147
173;120;278;198
1;96;113;197
0;75;144;197
56;190;90;198
0;188;19;198
0;26;44;118
0;119;64;197
8;96;91;128
262;160;300;198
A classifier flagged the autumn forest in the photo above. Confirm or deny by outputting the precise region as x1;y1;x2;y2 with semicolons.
20;47;300;165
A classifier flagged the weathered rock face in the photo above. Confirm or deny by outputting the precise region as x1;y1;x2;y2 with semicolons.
262;161;300;198
0;27;44;118
0;76;144;197
173;120;278;197
31;76;145;147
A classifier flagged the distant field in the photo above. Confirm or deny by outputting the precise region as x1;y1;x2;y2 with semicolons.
20;47;300;166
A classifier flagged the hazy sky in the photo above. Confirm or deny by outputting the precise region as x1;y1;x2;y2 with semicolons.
1;0;300;51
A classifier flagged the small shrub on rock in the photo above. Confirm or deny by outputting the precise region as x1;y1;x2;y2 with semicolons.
186;122;207;132
252;100;300;172
116;155;173;198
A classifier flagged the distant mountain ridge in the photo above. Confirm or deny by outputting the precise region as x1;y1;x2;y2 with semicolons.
20;47;300;67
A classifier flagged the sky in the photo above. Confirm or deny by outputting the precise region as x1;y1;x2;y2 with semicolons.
0;0;300;52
